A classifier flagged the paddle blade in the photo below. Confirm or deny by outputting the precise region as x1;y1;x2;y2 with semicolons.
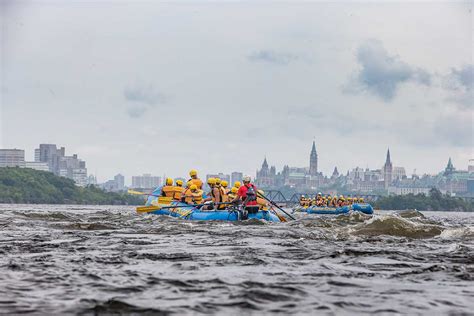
128;189;148;195
136;205;161;213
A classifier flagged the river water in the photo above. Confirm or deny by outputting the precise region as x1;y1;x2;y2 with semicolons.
0;204;472;315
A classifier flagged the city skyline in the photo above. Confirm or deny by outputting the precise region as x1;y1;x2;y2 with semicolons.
1;1;472;181
2;142;471;187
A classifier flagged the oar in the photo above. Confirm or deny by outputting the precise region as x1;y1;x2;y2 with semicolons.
137;202;235;213
128;189;160;197
257;192;296;220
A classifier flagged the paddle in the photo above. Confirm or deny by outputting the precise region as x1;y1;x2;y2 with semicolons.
257;192;296;220
128;189;160;197
136;202;235;213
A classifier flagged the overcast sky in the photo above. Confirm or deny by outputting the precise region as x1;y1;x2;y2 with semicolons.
1;0;472;183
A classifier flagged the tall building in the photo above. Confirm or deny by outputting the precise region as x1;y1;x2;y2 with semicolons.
114;174;125;191
309;141;318;176
34;149;40;162
383;148;393;190
132;174;161;189
231;172;243;186
0;149;25;167
37;144;64;174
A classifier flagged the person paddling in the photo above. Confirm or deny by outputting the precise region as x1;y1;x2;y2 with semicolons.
187;169;203;190
232;175;259;213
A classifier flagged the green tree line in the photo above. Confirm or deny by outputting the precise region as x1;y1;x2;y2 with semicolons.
0;167;144;205
374;188;473;212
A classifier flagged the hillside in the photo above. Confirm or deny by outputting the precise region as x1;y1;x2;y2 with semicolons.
0;167;144;205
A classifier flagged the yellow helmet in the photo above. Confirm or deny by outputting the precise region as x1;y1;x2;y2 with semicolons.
234;181;241;188
359;198;364;202
190;184;197;191
207;178;216;185
176;179;183;186
166;178;173;186
215;178;221;185
257;189;264;195
221;180;228;187
231;187;238;194
189;169;198;177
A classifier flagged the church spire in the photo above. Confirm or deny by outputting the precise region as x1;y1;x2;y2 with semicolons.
385;148;391;165
309;140;318;175
262;156;268;169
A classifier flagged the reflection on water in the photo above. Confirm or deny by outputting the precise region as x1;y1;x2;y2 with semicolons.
0;205;472;314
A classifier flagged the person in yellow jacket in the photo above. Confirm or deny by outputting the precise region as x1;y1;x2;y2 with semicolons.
221;181;229;194
187;169;203;190
183;184;203;204
227;187;238;201
218;180;228;209
161;178;175;198
202;177;222;210
173;179;185;200
256;190;269;210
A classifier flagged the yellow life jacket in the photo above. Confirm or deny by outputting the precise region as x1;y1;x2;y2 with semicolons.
184;189;203;204
162;186;175;198
256;196;268;210
219;186;228;202
173;186;184;200
187;178;203;190
228;192;236;201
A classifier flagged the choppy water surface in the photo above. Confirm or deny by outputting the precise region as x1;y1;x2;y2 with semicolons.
0;205;472;315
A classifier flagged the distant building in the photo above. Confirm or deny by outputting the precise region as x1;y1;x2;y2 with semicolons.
392;167;407;180
87;175;97;186
132;174;161;189
35;144;88;186
383;148;393;190
231;172;243;186
37;144;64;174
23;161;49;172
309;141;318;176
34;149;40;162
255;141;323;190
114;174;125;191
0;149;25;167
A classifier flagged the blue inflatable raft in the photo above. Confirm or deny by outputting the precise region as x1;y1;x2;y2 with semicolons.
305;203;374;215
140;201;282;222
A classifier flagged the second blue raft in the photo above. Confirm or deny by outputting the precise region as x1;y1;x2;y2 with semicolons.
305;203;374;215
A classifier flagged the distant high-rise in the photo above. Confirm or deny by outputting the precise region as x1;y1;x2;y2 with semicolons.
132;174;161;189
309;141;318;176
0;149;25;167
114;174;125;191
231;172;243;186
37;144;64;174
383;148;393;189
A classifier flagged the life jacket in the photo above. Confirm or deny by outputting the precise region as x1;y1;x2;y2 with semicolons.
217;186;228;209
161;185;175;198
210;187;221;202
243;184;257;205
227;192;237;201
184;189;203;204
256;196;268;210
187;178;203;190
173;186;185;200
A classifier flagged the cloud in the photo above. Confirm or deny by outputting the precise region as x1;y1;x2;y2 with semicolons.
344;40;431;101
247;50;299;65
443;64;473;109
123;84;166;118
433;112;473;147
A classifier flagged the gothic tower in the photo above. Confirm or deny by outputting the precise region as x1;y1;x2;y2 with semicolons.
309;141;318;176
383;148;393;190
